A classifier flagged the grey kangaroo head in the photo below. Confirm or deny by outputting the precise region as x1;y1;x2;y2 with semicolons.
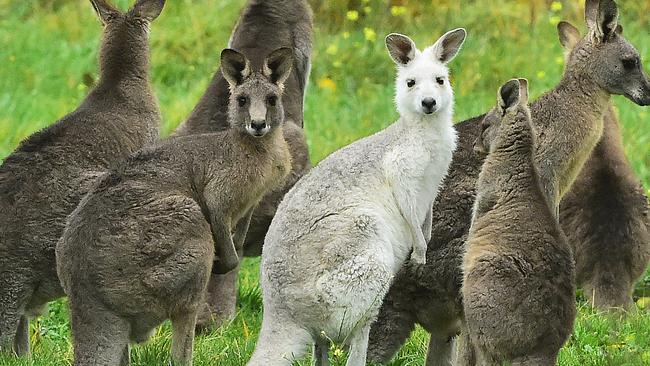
90;0;165;77
221;48;294;138
558;0;650;106
474;79;531;155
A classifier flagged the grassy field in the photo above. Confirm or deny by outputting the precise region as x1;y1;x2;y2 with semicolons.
0;0;649;365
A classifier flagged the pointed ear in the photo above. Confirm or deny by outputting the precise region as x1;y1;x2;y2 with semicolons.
131;0;166;22
557;21;581;50
263;47;294;86
430;28;467;64
220;49;251;87
498;79;521;111
90;0;119;24
385;33;417;65
517;78;529;106
586;0;619;41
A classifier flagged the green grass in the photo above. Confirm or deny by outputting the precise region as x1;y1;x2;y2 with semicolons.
0;0;649;365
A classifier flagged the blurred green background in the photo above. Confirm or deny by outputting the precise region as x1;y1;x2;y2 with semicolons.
0;0;649;365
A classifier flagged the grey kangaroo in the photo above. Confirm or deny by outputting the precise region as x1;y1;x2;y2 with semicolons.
0;0;163;356
368;0;650;364
173;0;313;330
56;48;294;366
463;79;575;366
556;21;650;310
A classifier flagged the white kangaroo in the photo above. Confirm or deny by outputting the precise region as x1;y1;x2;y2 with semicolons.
247;29;466;366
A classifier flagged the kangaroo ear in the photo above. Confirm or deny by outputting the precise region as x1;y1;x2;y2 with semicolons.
615;24;623;35
517;78;529;106
90;0;119;24
221;49;251;87
131;0;165;21
586;0;619;41
386;33;417;65
557;21;581;50
498;79;521;112
264;47;294;86
430;28;467;64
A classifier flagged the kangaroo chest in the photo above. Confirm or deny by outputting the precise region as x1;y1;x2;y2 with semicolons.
383;127;456;221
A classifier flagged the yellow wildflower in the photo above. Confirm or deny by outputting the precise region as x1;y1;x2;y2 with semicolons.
363;27;376;42
549;15;561;25
346;10;359;21
551;1;563;12
391;6;407;17
326;44;338;55
537;71;546;79
318;77;337;92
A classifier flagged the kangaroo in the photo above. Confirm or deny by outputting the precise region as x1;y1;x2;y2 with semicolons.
55;48;293;366
173;0;313;330
556;21;650;310
247;30;466;366
368;0;650;364
463;79;576;366
0;0;163;356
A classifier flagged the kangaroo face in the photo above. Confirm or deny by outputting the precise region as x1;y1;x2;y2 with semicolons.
385;29;466;120
221;48;294;138
561;0;650;106
475;79;531;155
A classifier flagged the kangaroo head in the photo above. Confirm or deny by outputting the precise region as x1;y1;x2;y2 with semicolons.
221;48;293;138
385;29;466;120
475;79;532;155
90;0;165;77
558;0;650;106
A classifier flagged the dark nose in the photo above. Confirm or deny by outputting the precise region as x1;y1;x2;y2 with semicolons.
422;98;436;113
251;120;267;132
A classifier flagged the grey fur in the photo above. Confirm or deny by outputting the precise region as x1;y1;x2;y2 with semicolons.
557;21;650;310
560;105;650;309
172;0;313;330
368;1;650;363
0;0;162;356
56;48;293;366
462;79;575;365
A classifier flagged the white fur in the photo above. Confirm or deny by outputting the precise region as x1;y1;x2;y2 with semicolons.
247;30;465;366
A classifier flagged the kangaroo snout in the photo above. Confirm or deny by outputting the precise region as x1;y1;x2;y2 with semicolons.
421;98;437;114
248;120;269;137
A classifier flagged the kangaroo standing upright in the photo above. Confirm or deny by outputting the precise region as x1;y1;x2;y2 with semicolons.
368;0;650;364
555;21;650;310
56;48;294;366
463;79;575;366
248;29;466;366
173;0;313;330
0;0;163;356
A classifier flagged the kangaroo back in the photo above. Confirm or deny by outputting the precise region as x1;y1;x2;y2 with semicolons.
176;0;313;135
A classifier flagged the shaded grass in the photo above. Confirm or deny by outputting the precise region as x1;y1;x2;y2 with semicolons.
0;0;649;365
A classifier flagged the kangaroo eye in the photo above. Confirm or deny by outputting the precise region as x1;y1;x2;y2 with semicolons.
406;79;416;88
622;57;639;70
237;96;248;107
436;77;445;85
267;95;277;107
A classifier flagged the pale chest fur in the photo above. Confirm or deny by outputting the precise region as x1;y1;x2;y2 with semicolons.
382;120;457;224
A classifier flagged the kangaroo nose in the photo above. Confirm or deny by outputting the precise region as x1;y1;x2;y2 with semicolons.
251;120;267;131
422;98;436;113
